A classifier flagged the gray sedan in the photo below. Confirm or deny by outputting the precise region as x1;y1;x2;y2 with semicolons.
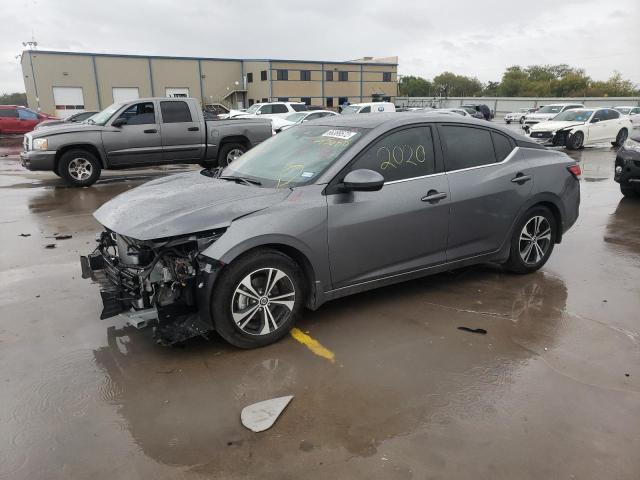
82;113;581;348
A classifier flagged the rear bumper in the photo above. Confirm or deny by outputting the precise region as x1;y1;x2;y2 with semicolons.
20;150;56;171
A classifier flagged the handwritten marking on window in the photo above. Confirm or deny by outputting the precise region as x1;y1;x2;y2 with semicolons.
378;144;426;170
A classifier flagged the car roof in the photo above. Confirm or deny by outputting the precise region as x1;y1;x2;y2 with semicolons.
545;103;584;106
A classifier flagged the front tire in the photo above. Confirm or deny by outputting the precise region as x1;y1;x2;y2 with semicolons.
211;249;305;348
505;120;511;124
519;117;525;124
217;142;246;167
620;182;639;197
612;128;628;147
565;131;584;150
504;206;556;274
57;149;101;187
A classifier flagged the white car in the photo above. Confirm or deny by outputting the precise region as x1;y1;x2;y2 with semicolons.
614;106;640;128
272;110;338;133
340;102;396;114
227;102;307;119
504;108;535;124
522;103;584;130
528;108;632;149
433;108;473;117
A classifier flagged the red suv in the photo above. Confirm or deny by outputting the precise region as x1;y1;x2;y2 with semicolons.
0;106;56;134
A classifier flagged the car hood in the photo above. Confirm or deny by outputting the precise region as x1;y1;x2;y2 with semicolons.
93;171;292;240
531;120;584;131
526;112;557;120
29;122;104;138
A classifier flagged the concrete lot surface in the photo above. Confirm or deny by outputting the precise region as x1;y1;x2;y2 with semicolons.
1;127;639;479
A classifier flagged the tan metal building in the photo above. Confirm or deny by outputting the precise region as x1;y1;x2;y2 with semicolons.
20;50;398;116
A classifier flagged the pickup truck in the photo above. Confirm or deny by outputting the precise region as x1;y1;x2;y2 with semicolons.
20;97;273;187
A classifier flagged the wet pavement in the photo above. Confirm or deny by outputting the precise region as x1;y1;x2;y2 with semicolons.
1;128;639;479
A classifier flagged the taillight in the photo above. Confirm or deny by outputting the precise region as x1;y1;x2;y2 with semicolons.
567;164;581;179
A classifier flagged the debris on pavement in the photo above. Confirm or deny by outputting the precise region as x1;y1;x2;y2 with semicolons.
19;233;31;237
458;326;487;335
47;234;73;240
44;244;56;249
241;395;294;432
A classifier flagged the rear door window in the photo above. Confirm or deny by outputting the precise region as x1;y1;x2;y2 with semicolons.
440;125;497;171
272;104;289;114
0;109;19;118
350;126;436;182
291;104;307;112
160;101;192;123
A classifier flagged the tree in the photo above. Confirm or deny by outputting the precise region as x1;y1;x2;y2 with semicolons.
433;72;483;97
0;92;27;106
398;75;433;97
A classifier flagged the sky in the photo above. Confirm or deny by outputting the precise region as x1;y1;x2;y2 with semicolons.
2;0;639;93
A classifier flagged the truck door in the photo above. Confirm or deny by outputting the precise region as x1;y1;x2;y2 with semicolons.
103;101;163;166
160;100;205;162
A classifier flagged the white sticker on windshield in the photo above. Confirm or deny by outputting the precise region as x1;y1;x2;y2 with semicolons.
301;171;314;178
322;129;357;140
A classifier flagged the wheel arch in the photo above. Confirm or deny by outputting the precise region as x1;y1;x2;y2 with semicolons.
55;143;106;172
219;135;251;150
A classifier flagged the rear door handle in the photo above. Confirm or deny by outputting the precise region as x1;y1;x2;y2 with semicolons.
511;174;531;184
421;191;447;203
188;126;199;132
143;129;157;134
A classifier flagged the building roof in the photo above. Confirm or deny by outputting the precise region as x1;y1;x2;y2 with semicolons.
21;50;398;66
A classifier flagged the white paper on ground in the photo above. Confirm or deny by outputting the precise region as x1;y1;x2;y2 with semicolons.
241;395;294;432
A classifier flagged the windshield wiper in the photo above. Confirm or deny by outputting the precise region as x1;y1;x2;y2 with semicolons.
219;175;262;186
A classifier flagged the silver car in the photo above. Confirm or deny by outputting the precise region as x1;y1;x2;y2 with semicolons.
81;113;581;348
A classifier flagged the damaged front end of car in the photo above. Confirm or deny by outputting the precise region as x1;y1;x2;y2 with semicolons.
80;228;225;345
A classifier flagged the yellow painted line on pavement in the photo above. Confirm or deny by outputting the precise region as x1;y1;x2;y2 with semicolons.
290;328;335;363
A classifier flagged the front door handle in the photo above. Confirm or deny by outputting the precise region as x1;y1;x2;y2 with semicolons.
188;126;199;132
421;190;447;203
511;173;531;184
143;129;157;134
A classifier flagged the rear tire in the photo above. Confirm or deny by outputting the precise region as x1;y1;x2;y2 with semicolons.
519;117;525;124
612;128;628;147
504;206;557;274
565;131;584;150
211;249;305;349
505;120;511;124
57;149;101;187
217;142;246;167
620;183;639;197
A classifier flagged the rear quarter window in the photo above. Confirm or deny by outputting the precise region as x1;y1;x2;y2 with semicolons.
491;132;515;161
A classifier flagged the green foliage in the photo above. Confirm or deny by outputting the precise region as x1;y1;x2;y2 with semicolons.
0;92;27;106
400;65;639;97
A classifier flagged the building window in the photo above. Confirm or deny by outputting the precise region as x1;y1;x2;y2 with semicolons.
326;97;334;108
277;97;289;102
248;99;254;106
277;69;288;81
338;97;348;107
247;72;253;83
260;70;267;81
302;97;311;106
300;70;311;81
326;71;334;81
383;72;392;82
339;71;348;81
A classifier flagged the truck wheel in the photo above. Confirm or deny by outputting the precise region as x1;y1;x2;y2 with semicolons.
504;206;556;274
519;117;525;124
565;131;584;150
620;183;639;197
58;149;101;187
217;143;246;167
505;120;511;124
612;128;628;147
211;249;305;349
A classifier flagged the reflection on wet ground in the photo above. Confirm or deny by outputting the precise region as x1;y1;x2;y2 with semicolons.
1;129;639;479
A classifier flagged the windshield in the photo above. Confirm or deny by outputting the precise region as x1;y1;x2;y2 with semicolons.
89;103;123;125
340;105;361;115
553;110;593;122
245;104;261;114
285;112;307;123
538;105;563;114
615;107;631;114
221;125;368;188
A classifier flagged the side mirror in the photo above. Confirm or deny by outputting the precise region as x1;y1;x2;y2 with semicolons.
591;117;600;123
255;110;262;115
112;117;127;127
342;169;385;192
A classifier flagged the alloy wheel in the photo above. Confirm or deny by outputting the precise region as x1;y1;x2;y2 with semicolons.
68;158;92;181
519;216;552;265
226;148;244;164
231;268;295;336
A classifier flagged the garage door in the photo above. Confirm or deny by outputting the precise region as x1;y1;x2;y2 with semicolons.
52;87;85;118
165;87;190;98
112;87;140;103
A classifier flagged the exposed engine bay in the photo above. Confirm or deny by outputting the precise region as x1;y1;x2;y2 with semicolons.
80;228;224;344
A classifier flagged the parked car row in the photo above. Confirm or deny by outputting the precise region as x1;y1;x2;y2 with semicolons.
0;105;56;134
